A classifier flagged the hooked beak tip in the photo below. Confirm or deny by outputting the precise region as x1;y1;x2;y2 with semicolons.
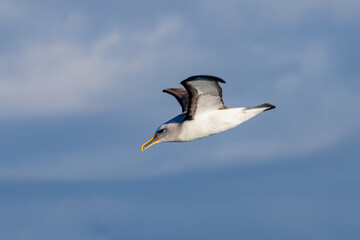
141;134;159;151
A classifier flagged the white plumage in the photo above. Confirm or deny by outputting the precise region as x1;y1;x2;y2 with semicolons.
178;107;269;141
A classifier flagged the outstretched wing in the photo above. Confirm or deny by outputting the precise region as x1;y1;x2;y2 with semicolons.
162;88;189;113
181;75;227;121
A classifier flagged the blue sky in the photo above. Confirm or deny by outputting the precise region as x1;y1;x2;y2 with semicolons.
0;0;359;239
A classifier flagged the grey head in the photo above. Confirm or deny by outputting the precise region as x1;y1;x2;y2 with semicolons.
141;113;185;151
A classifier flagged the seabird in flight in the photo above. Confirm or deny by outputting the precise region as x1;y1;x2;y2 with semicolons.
141;75;275;151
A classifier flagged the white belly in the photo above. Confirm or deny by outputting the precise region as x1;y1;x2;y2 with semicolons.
177;107;263;141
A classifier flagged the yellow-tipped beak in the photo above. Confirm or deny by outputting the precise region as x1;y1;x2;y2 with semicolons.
141;133;160;151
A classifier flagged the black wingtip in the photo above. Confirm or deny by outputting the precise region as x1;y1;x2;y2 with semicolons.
262;103;276;111
181;75;226;84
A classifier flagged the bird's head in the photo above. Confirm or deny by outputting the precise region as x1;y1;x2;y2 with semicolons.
141;123;180;151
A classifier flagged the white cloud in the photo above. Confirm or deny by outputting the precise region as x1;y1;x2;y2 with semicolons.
0;15;199;119
0;40;118;117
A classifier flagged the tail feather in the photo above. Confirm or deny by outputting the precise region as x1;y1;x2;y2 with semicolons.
247;103;276;112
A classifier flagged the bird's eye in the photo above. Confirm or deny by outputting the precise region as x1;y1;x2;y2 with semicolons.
158;129;166;133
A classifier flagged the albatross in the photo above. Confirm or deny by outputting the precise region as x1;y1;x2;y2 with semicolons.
141;75;275;151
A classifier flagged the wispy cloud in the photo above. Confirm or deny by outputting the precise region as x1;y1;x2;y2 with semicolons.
0;14;199;119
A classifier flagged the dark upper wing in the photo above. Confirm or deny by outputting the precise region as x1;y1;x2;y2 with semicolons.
162;88;189;113
180;75;227;120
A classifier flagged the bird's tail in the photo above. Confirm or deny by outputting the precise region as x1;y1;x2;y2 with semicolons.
246;103;276;112
234;103;276;125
